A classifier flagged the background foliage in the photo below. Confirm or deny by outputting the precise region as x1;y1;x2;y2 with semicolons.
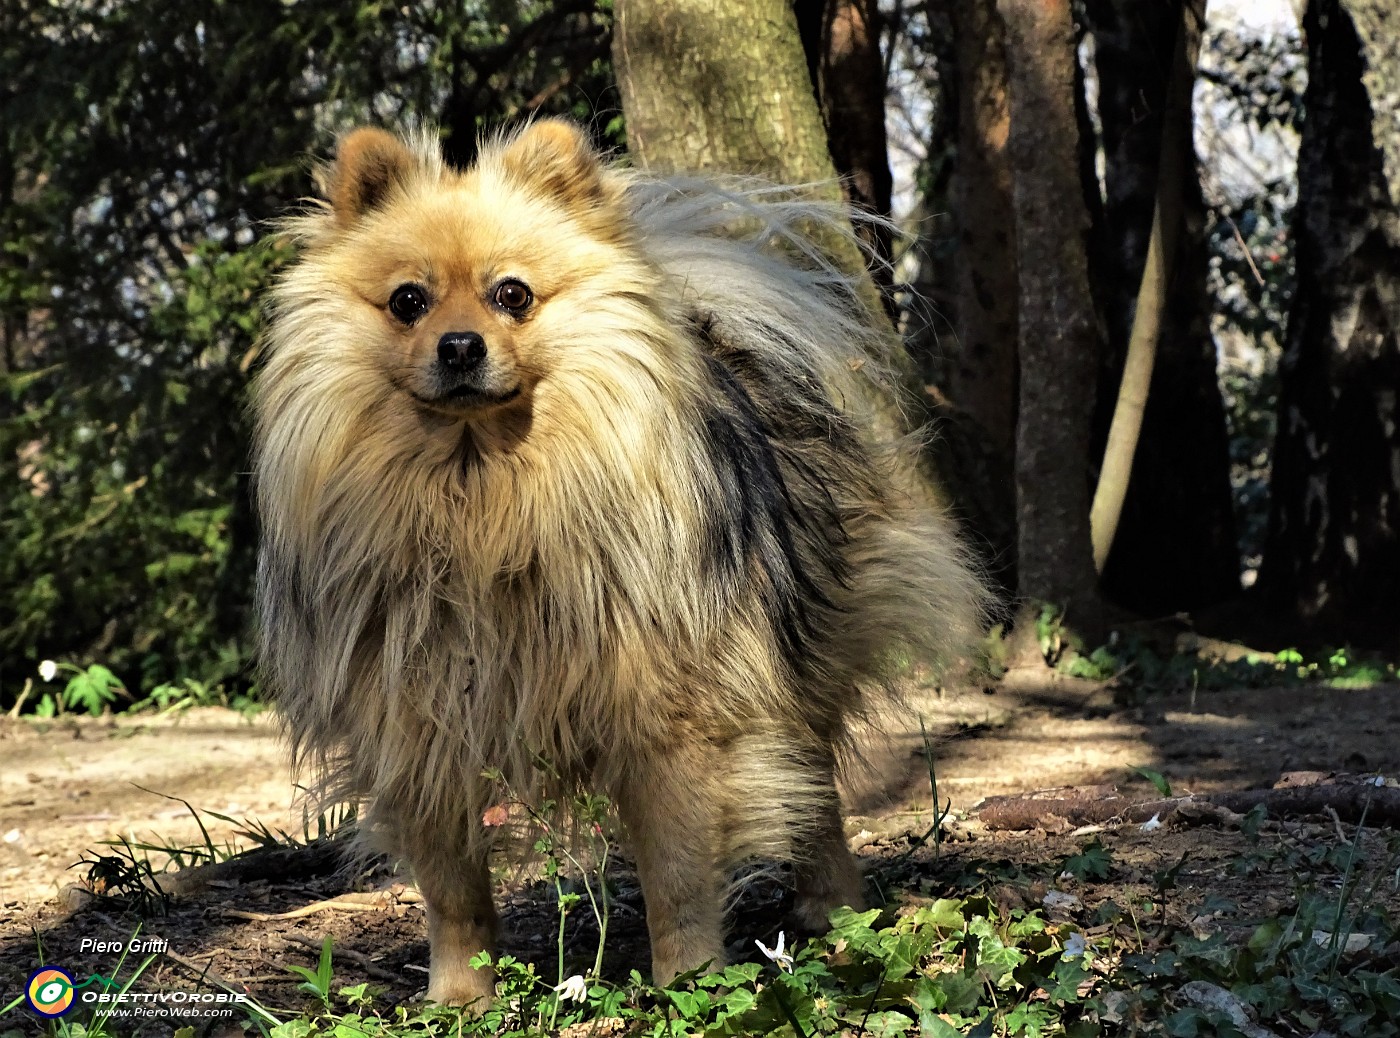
0;0;614;705
0;0;1328;707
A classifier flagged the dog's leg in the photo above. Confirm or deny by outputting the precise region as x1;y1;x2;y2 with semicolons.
791;750;862;933
616;746;727;985
414;840;497;1009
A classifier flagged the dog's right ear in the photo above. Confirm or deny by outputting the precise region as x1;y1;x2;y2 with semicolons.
324;128;415;226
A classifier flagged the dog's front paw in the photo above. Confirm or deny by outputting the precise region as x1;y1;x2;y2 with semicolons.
426;960;495;1012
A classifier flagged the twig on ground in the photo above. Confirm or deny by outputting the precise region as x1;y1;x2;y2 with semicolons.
7;679;34;717
223;888;422;922
1324;805;1352;844
163;948;239;993
228;974;301;985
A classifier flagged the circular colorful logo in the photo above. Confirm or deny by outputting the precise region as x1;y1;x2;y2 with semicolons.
26;967;76;1018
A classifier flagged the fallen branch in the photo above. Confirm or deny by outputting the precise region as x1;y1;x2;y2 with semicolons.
163;947;287;1026
163;948;239;993
974;773;1400;831
223;887;421;922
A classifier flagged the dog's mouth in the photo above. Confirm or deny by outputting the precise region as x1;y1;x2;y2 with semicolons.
413;384;523;414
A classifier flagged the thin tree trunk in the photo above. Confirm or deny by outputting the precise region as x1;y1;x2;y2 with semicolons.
795;0;896;293
945;0;1019;461
1258;0;1400;645
1089;0;1202;567
905;0;1020;599
0;140;13;378
1085;0;1240;615
998;0;1103;633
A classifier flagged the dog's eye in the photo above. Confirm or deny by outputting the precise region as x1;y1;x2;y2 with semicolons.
492;279;532;314
388;283;430;324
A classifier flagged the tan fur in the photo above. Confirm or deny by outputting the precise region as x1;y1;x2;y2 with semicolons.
253;119;988;1006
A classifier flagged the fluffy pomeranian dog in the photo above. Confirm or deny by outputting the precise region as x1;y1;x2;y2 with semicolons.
253;118;986;1006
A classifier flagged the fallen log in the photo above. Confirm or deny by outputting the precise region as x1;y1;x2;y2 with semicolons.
157;837;347;896
974;773;1400;831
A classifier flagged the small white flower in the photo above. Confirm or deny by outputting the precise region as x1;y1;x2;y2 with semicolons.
38;660;57;682
553;974;588;1003
1042;890;1081;912
1062;932;1087;959
755;930;793;971
1140;813;1163;832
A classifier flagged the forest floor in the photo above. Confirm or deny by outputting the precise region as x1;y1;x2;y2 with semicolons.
2;674;1399;1035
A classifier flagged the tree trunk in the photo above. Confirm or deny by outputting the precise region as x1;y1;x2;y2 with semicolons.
1258;0;1400;646
794;0;895;291
612;0;950;509
905;0;1020;598
998;0;1103;633
614;0;841;188
944;0;1019;462
1085;0;1240;614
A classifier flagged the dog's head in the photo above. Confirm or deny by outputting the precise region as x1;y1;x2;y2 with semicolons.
278;120;640;434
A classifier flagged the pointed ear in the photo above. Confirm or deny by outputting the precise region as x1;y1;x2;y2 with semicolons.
324;128;416;225
498;119;607;208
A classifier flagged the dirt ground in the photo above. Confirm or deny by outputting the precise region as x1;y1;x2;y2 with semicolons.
2;676;1398;1034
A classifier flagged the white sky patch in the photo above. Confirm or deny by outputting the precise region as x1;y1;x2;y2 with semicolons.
1211;0;1299;34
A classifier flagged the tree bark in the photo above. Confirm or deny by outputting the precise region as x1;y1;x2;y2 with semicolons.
998;0;1103;633
903;0;1020;599
1085;0;1241;615
613;0;879;306
614;0;841;189
612;0;951;509
1258;0;1400;646
944;0;1019;462
794;0;896;290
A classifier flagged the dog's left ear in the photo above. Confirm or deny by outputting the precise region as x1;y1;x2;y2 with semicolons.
499;119;607;208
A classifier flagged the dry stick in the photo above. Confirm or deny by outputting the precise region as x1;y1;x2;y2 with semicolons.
163;948;293;1024
1089;0;1206;572
7;678;33;717
162;948;240;993
225;902;381;922
227;974;302;985
224;888;423;922
1221;210;1267;287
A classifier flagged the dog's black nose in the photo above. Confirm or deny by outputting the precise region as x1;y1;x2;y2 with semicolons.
437;332;487;372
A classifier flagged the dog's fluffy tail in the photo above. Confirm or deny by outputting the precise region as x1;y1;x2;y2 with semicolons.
623;169;990;677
